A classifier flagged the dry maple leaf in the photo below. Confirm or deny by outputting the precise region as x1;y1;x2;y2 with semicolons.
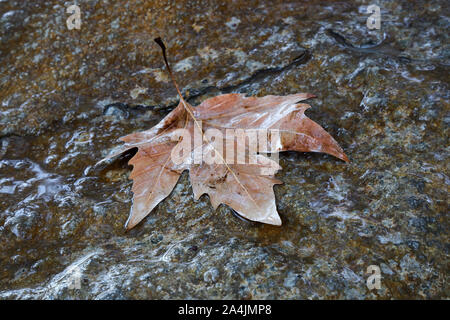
99;38;348;230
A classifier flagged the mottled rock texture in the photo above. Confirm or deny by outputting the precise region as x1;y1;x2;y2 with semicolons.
0;0;448;299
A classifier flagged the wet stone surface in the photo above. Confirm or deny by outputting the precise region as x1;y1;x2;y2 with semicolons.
0;0;448;299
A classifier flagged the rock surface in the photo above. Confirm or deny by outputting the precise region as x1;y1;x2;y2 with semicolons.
0;0;448;299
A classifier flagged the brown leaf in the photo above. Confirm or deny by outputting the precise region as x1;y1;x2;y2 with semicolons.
99;38;348;230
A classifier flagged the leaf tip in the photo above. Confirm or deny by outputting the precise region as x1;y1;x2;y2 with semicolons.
125;214;138;231
340;152;350;162
261;214;282;226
